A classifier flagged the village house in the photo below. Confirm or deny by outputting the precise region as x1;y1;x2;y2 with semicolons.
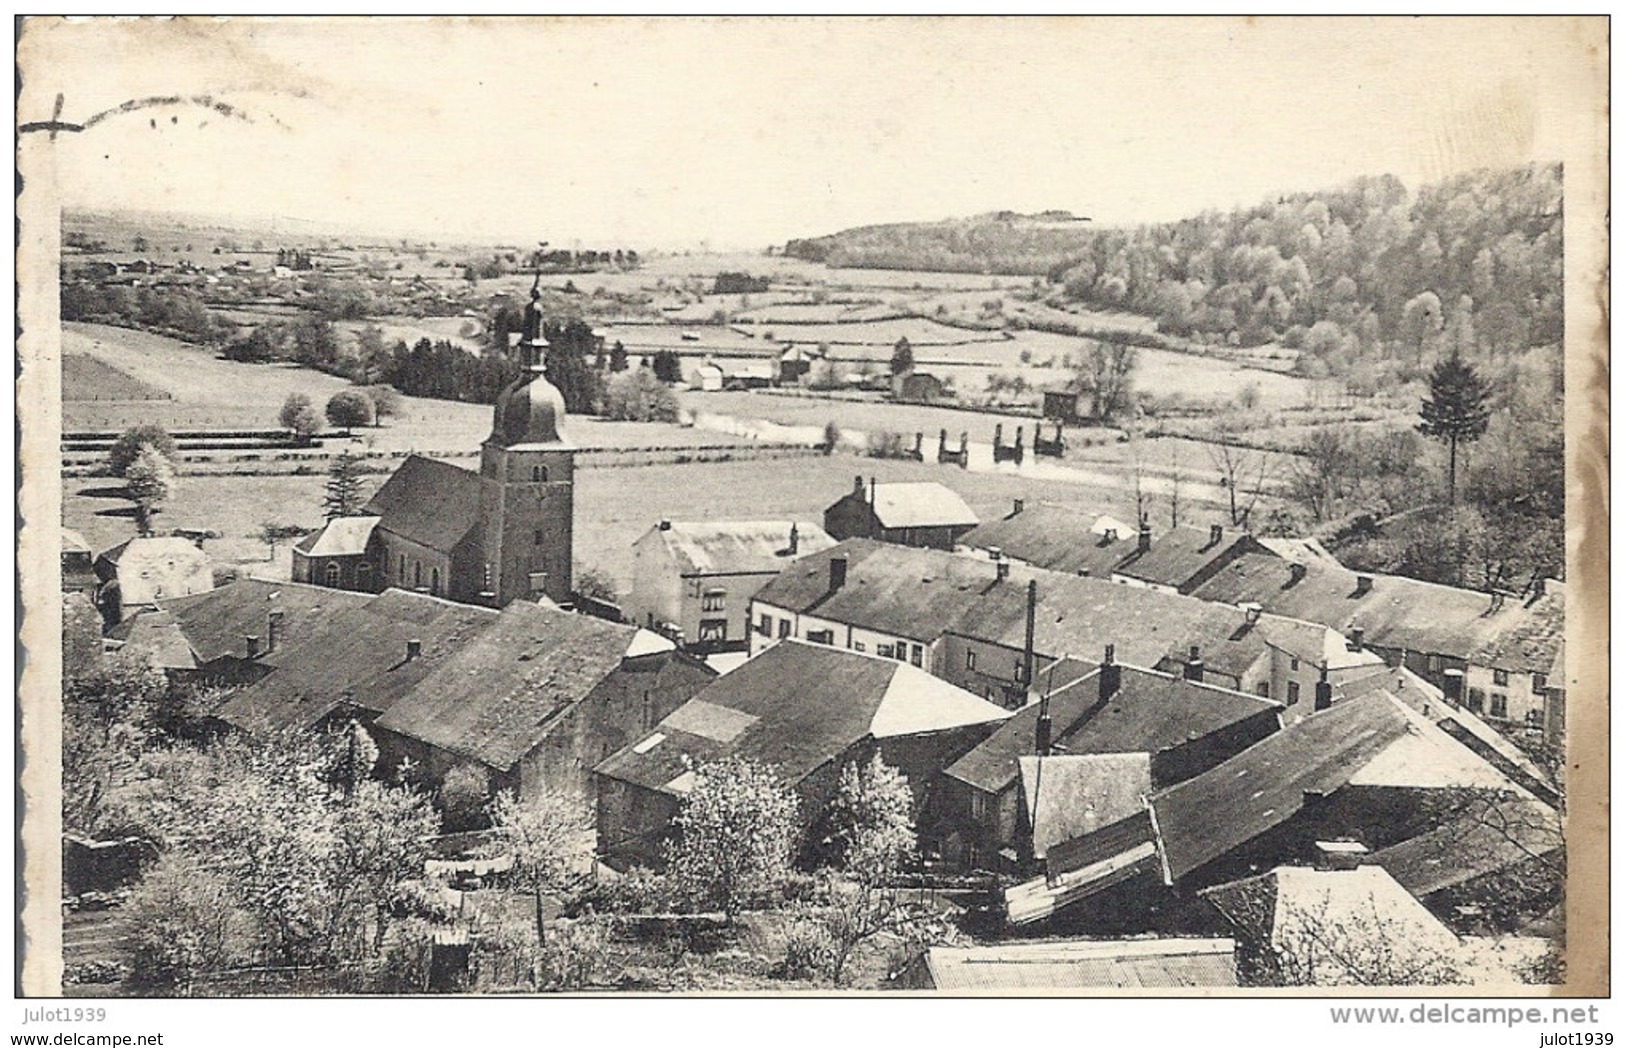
1110;522;1257;595
593;639;1010;870
687;360;725;392
823;476;979;550
627;519;836;653
92;535;213;624
295;284;576;608
937;653;1283;872
892;371;947;404
893;937;1239;991
370;600;715;804
958;499;1136;577
1189;549;1567;738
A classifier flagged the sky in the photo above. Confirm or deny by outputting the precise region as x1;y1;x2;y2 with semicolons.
18;16;1605;250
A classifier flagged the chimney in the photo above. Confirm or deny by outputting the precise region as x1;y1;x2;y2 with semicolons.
1354;574;1373;596
938;428;948;453
996;557;1011;582
1035;704;1053;758
1288;561;1307;583
1349;625;1365;652
1011;498;1025;516
787;524;799;556
1014;426;1024;450
528;571;549;600
853;474;865;496
1241;602;1262;625
1314;666;1333;711
266;609;285;652
868;476;877;505
658;519;671;531
1442;668;1464;704
1099;644;1121;705
1137;517;1152;554
994;423;1004;448
1182;645;1204;682
959;432;968;454
1021;580;1038;690
1209;523;1223;548
245;634;262;659
829;554;848;591
1529;577;1547;601
1313;840;1369;872
913;432;923;456
406;638;423;661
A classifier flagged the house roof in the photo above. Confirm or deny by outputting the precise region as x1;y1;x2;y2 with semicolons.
94;536;213;607
644;520;837;576
375;601;638;770
1112;524;1248;589
1367;797;1562;899
1201;865;1462;985
1468;584;1565;675
958;502;1138;577
1189;551;1556;668
862;482;979;530
295;515;382;557
916;938;1237;991
946;663;1281;794
107;610;198;671
142;578;374;667
214;588;500;735
364;454;484;554
62;527;92;554
595;640;1008;796
1020;753;1152;861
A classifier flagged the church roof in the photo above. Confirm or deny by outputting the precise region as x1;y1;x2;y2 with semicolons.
364;455;484;554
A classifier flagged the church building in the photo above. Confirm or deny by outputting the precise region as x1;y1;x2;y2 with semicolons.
294;284;576;608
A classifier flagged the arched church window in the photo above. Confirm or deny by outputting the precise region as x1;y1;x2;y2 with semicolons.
431;568;441;596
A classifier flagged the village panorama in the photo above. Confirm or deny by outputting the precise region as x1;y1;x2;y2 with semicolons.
55;163;1567;994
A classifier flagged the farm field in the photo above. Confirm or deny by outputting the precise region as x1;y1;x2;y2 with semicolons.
62;354;170;402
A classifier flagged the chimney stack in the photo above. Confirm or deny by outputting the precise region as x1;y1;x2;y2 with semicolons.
1209;523;1223;548
1035;705;1053;757
1183;645;1204;682
1442;668;1465;704
996;557;1011;582
1015;426;1024;450
1314;666;1333;711
1099;644;1121;705
1241;602;1262;625
1349;625;1365;652
1288;561;1307;583
829;554;848;591
853;474;865;496
406;638;422;661
1313;840;1369;872
994;423;1004;449
1137;517;1152;555
528;571;549;600
658;519;671;531
959;432;968;455
1011;498;1025;517
1355;574;1374;596
913;432;923;456
1021;579;1038;690
245;634;262;659
787;524;799;556
868;476;877;505
267;609;285;652
938;429;948;454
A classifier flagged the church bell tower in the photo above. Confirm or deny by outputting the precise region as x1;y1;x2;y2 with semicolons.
478;279;575;607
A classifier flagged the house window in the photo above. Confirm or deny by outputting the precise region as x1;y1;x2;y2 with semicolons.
702;589;726;612
966;650;978;672
807;629;834;645
853;642;866;653
325;562;341;587
1526;708;1546;728
911;644;923;668
777;618;791;639
1427;654;1442;673
877;644;894;658
1533;673;1549;694
1290;656;1300;671
1466;687;1486;713
430;568;441;595
535;530;545;546
399;554;407;580
1287;681;1301;705
971;792;989;822
1492;668;1510;687
698;619;727;644
531;465;548;482
756;613;771;637
357;563;373;589
1256;682;1271;699
414;562;422;588
1489;692;1508;720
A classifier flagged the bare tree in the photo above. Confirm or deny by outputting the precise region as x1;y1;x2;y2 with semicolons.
1207;415;1275;527
1075;342;1139;423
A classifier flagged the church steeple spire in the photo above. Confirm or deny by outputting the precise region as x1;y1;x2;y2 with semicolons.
488;273;567;448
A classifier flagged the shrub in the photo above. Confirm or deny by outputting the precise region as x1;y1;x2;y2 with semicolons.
602;369;680;423
325;390;375;430
781;915;838;981
107;424;179;477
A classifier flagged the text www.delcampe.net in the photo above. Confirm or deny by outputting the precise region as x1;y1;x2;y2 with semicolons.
1330;1003;1604;1029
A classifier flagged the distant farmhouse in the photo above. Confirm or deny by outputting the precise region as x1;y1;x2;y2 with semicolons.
824;476;979;550
93;535;213;624
294;286;576;608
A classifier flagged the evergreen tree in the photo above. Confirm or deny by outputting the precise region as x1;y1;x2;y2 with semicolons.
322;451;368;520
1418;350;1491;505
125;446;175;536
889;336;914;377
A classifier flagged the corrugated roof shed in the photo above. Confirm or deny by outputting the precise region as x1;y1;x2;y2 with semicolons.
652;520;837;576
158;578;374;665
1152;693;1412;881
870;482;979;529
918;938;1238;990
214;588;499;734
375;601;637;770
947;664;1280;794
959;502;1137;577
1020;753;1152;860
595;640;1007;795
1113;525;1249;589
295;515;381;557
364;454;484;553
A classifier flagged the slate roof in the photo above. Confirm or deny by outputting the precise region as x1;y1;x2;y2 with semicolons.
1367;797;1562;898
915;938;1238;990
1189;551;1557;669
959;503;1138;577
1468;584;1565;675
946;664;1281;795
1112;525;1248;589
148;578;373;666
214;588;499;734
375;601;638;770
868;482;979;529
1020;753;1152;861
295;515;381;557
107;610;198;671
94;536;213;607
1152;693;1413;881
364;455;484;554
647;520;837;576
595;640;1009;796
